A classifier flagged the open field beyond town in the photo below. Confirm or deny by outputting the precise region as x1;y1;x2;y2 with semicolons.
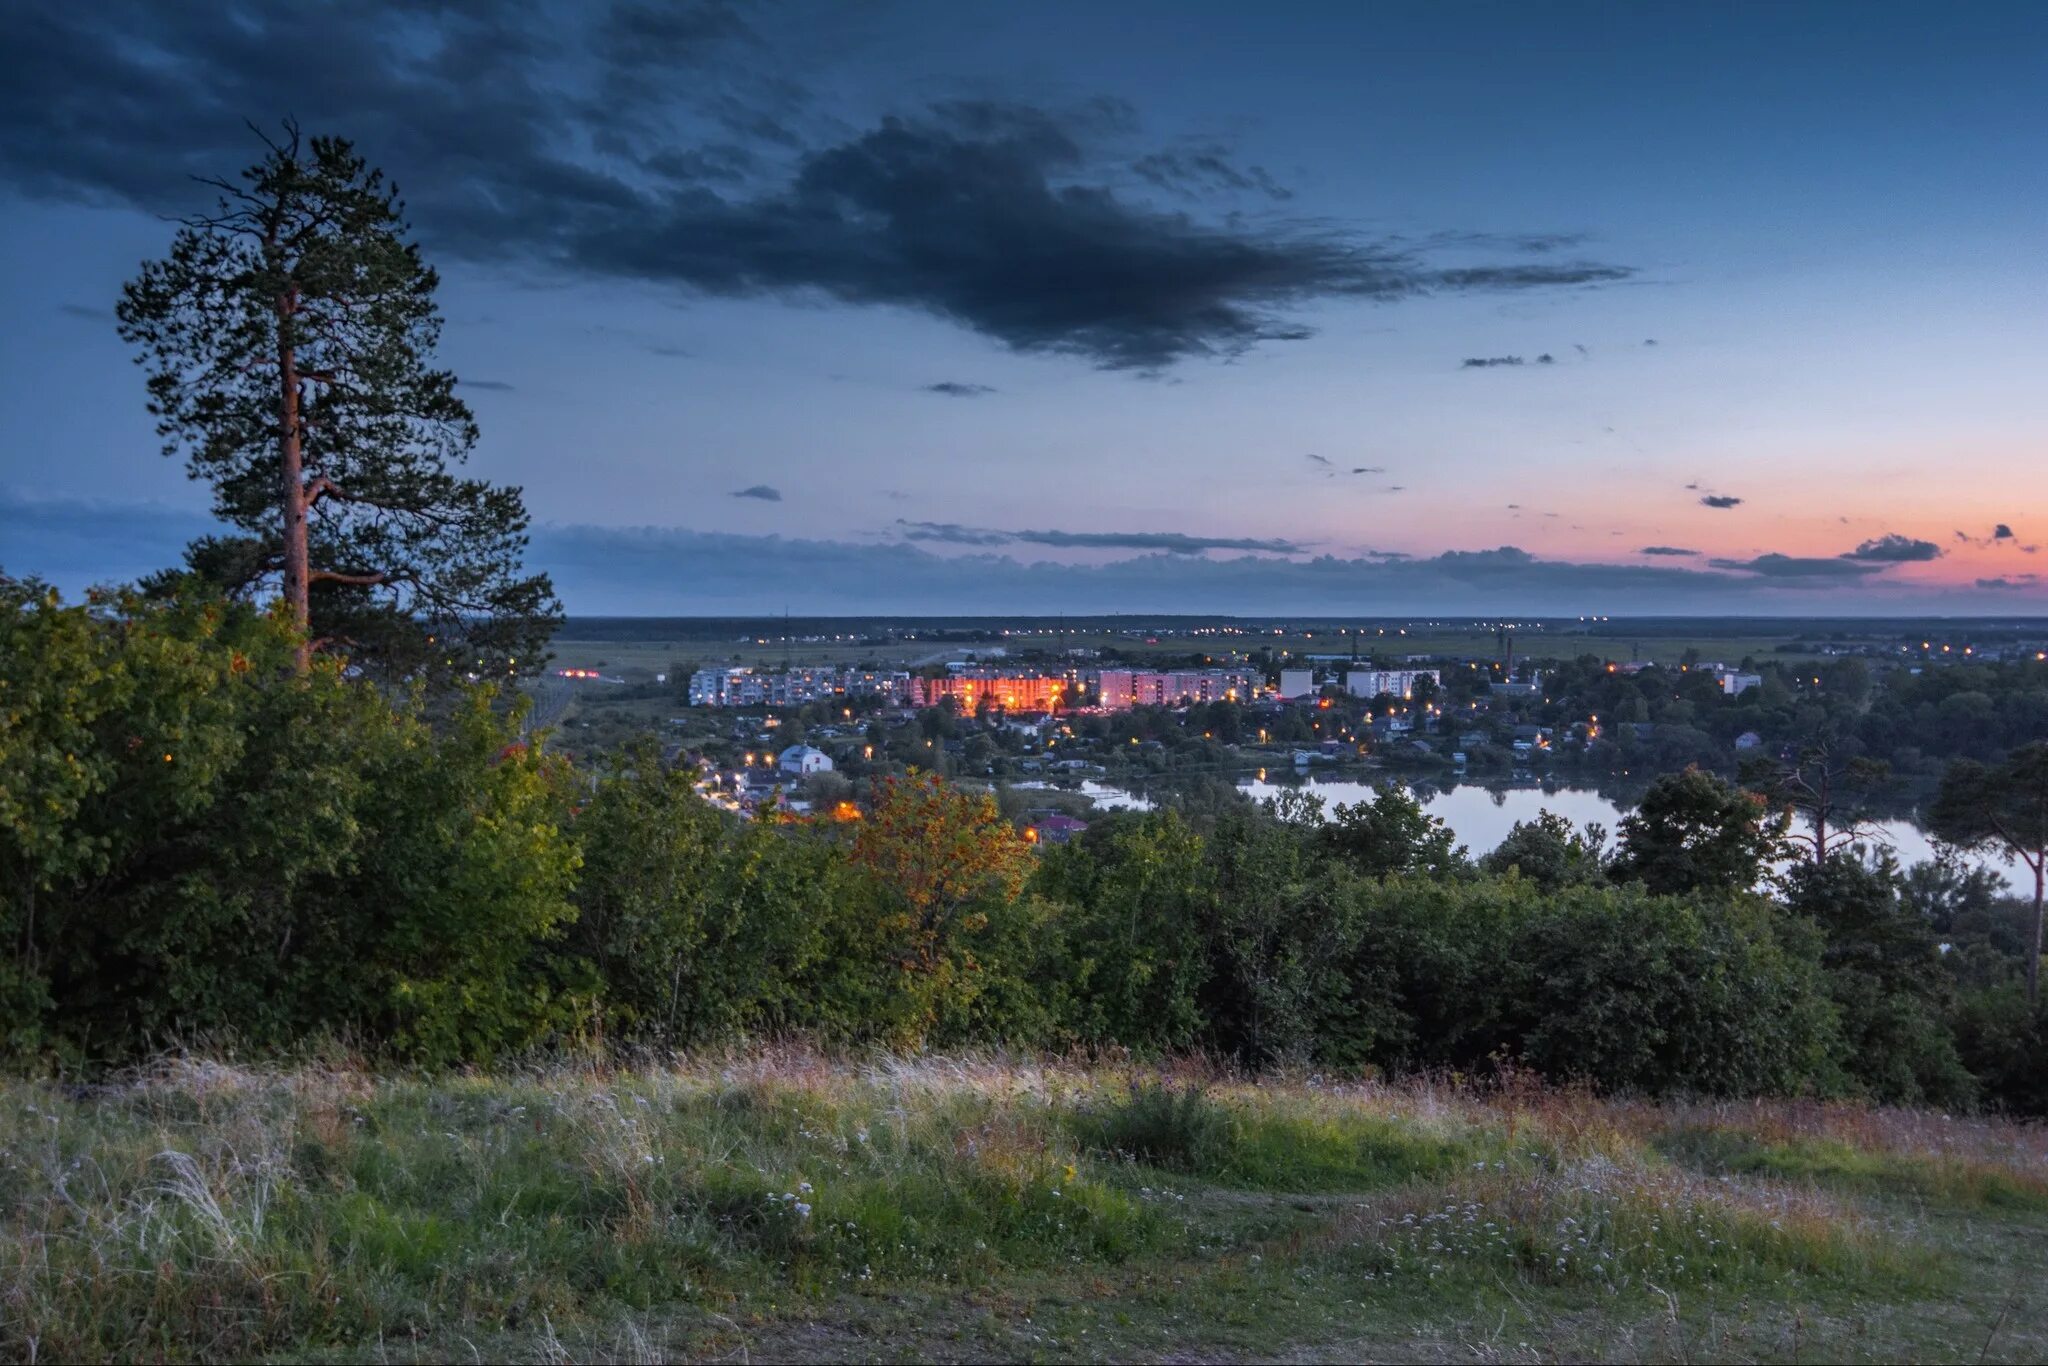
6;1053;2045;1364
540;618;1865;680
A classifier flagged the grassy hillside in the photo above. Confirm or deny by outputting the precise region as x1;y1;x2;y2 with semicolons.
4;1054;2044;1363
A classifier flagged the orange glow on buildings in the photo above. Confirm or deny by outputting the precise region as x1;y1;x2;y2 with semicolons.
914;674;1067;711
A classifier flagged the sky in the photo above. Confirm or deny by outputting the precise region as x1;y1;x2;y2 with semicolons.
1;0;2045;615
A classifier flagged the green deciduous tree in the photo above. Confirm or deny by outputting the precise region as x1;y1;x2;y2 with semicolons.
1480;809;1608;891
1929;742;2048;1005
571;747;847;1046
1782;852;1972;1106
116;122;558;679
1611;768;1786;896
1033;810;1211;1052
1314;784;1465;879
0;581;581;1066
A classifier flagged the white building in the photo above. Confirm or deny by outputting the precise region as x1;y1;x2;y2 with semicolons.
1721;672;1763;696
778;744;834;775
1346;668;1439;700
1277;668;1317;699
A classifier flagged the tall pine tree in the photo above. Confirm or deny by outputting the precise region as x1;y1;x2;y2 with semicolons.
117;122;558;678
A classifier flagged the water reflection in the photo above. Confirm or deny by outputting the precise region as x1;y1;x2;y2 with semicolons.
1075;775;2015;889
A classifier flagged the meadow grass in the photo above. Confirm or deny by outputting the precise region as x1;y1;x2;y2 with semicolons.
1;1053;2041;1362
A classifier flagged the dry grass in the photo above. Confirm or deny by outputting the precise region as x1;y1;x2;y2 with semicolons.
0;1052;2038;1362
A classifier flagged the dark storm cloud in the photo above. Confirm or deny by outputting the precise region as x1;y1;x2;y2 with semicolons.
602;105;1631;370
896;520;1306;555
0;4;1631;372
730;484;783;501
1462;355;1525;368
1700;495;1744;509
1842;534;1941;563
925;381;997;397
1707;553;1879;580
1641;546;1700;556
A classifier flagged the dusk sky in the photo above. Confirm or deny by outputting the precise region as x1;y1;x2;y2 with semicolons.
2;1;2045;615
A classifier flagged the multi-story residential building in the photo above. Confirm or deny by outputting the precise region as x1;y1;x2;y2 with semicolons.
1095;669;1257;710
913;674;1070;712
689;666;913;708
1345;668;1440;700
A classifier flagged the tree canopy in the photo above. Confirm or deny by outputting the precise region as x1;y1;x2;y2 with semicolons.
116;123;557;679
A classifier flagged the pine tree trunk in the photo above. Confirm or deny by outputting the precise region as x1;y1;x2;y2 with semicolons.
276;285;310;670
2029;857;2044;1009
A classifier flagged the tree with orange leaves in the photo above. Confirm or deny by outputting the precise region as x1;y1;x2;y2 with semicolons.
850;771;1034;1040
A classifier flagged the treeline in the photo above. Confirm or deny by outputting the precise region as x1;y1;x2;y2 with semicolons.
3;582;2043;1112
1534;653;2048;776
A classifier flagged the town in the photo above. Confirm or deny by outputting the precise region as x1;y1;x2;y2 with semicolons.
528;616;2048;831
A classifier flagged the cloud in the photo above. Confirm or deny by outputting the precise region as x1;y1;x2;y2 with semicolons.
1462;355;1525;368
1842;534;1941;563
889;520;1013;548
1964;522;2022;547
1536;353;1555;364
730;485;782;501
1351;466;1384;474
0;488;221;587
15;489;2034;614
1305;453;1333;467
1707;553;1881;580
1640;546;1700;556
924;381;996;398
58;303;110;320
1700;495;1744;509
1131;144;1292;201
895;520;1306;555
0;5;1631;371
457;378;517;392
1975;575;2041;590
533;529;1816;613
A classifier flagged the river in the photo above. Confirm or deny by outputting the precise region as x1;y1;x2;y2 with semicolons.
1071;775;2020;889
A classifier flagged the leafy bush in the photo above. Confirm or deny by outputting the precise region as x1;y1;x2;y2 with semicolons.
1076;1082;1234;1171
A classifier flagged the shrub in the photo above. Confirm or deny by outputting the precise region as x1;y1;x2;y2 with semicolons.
1076;1082;1233;1171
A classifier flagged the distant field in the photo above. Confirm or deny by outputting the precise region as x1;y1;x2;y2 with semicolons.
544;619;1835;675
7;1054;2043;1363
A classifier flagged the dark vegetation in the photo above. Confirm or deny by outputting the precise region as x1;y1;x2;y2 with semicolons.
5;125;2042;1118
4;122;2048;1365
5;576;2044;1119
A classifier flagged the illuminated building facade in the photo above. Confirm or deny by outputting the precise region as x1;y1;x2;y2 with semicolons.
1345;668;1440;700
914;674;1070;711
1095;669;1257;710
